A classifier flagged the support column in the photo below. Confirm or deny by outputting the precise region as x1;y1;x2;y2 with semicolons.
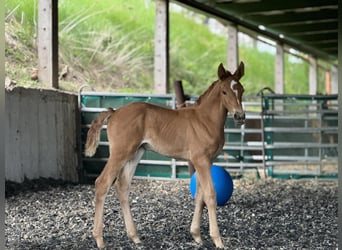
330;65;338;94
325;70;331;95
154;0;169;94
309;56;318;95
338;6;342;249
274;43;284;94
38;0;59;88
227;24;238;72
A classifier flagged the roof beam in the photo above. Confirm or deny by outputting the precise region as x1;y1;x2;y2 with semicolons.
215;0;337;14
240;5;337;16
292;29;338;36
249;10;338;26
269;22;337;33
291;32;337;41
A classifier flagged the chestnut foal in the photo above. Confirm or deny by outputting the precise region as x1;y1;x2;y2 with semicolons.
85;62;245;248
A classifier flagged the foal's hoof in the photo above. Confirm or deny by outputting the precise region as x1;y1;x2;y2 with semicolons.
95;238;106;249
132;236;141;244
213;238;224;249
191;234;202;245
191;228;202;244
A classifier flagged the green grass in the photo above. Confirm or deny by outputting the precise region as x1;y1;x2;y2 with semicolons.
5;0;326;96
169;11;227;94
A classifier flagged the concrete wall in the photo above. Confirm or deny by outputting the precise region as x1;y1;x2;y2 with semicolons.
5;87;79;183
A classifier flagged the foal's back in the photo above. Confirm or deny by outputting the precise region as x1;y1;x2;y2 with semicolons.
106;102;203;159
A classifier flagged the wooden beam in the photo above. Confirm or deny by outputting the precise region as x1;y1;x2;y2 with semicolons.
249;10;337;27
330;65;338;94
218;1;337;15
274;43;284;94
154;0;169;94
38;0;58;88
227;24;238;73
309;56;318;95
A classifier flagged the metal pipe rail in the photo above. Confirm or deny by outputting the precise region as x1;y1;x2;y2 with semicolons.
262;93;338;178
78;87;338;181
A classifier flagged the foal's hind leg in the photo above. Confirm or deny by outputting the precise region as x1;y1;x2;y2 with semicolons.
114;148;145;244
93;156;123;248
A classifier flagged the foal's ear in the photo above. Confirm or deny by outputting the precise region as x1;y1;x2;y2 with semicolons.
233;61;244;80
218;63;228;80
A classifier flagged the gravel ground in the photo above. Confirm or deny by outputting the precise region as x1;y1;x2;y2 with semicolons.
5;177;338;250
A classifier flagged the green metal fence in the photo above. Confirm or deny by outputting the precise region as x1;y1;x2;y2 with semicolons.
78;87;338;182
262;93;338;179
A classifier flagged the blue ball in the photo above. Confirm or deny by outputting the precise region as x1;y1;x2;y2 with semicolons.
190;165;234;206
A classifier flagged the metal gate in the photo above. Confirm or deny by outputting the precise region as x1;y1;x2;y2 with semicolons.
261;93;338;178
78;87;338;182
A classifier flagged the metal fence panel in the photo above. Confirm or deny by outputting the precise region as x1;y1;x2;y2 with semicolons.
262;94;338;178
78;88;338;181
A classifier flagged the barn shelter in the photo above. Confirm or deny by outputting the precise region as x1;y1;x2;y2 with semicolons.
4;2;341;248
5;0;340;183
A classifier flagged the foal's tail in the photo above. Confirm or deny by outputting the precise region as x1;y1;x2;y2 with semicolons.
85;108;114;157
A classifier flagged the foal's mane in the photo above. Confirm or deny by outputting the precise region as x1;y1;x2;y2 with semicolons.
196;80;219;105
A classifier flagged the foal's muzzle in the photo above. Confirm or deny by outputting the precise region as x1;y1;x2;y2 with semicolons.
233;112;245;126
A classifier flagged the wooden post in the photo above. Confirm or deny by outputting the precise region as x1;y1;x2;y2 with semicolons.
325;71;331;95
154;0;169;94
38;0;59;88
309;56;318;95
330;65;338;94
227;24;238;73
174;80;186;108
308;56;318;113
274;43;284;94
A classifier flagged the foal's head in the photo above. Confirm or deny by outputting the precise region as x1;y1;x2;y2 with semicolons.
217;62;245;125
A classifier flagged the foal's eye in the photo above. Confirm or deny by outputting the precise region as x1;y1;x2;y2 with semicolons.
222;90;227;95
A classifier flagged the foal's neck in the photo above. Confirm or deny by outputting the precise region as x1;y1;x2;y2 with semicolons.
196;83;227;129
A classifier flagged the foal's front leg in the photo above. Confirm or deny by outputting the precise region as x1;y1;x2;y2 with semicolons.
190;183;205;244
192;160;224;248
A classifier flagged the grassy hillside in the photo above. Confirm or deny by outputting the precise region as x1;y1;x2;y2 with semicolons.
5;0;318;96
